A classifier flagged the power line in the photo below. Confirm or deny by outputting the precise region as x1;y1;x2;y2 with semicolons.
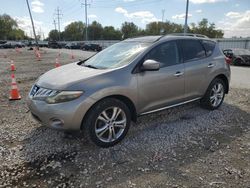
54;7;63;41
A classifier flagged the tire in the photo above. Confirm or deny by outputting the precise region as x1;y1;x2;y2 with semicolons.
83;98;131;147
201;78;226;110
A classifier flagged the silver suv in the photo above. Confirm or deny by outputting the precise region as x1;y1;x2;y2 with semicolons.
27;35;230;147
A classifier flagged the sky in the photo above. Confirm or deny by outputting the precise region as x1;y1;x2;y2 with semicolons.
0;0;249;39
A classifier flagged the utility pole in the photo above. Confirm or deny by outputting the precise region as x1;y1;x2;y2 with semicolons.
26;0;38;46
162;9;165;23
184;0;189;34
55;7;62;41
81;0;90;41
53;19;57;31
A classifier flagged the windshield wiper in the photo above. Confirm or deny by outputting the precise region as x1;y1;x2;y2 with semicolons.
84;64;98;69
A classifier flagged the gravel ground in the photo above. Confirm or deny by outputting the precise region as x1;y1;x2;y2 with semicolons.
0;48;249;188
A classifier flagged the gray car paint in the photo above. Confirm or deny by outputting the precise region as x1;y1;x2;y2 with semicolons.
27;35;230;130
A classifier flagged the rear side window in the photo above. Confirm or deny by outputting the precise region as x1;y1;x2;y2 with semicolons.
181;40;206;62
201;40;216;56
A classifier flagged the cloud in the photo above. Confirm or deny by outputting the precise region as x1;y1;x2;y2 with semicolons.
190;0;227;4
225;11;242;18
172;13;192;19
115;7;159;23
15;16;49;38
123;0;137;1
218;10;250;37
31;0;44;13
195;9;202;13
88;14;97;19
115;7;128;14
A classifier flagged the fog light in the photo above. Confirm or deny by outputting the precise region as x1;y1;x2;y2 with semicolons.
50;118;64;129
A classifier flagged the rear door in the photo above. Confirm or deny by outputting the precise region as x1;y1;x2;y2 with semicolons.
178;39;208;99
137;41;185;114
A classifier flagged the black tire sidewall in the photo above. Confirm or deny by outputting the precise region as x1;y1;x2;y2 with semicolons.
84;98;131;147
201;78;226;110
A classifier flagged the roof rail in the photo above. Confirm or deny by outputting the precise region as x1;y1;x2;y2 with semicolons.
168;33;209;38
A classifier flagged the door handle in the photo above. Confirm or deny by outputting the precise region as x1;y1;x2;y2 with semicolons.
174;71;184;77
208;63;215;68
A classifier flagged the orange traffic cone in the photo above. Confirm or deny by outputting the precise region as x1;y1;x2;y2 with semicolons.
55;58;60;68
9;74;21;100
70;50;75;59
10;60;16;71
37;52;41;61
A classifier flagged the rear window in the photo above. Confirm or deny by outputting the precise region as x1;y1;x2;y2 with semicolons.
201;40;216;56
181;40;206;62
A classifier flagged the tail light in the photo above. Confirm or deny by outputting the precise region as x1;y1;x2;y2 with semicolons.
225;57;232;64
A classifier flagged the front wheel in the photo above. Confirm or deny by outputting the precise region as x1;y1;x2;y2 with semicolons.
201;78;226;110
83;98;131;147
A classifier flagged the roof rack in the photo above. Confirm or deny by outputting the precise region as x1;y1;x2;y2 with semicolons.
168;33;209;38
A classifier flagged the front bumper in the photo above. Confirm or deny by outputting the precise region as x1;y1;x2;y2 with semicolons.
26;95;96;130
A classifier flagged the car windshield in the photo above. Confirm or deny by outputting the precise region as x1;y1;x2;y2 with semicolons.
83;41;150;69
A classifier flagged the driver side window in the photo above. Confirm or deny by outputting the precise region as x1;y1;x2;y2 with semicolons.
145;41;179;68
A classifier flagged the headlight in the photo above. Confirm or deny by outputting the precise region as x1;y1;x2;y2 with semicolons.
45;91;83;104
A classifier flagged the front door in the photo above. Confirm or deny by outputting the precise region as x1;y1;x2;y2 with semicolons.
137;41;185;114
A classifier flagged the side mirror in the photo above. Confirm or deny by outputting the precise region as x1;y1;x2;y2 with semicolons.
141;59;160;71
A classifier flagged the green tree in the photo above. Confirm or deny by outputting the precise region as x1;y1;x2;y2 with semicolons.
64;21;85;41
0;14;26;40
102;26;122;40
121;22;139;39
88;21;103;40
146;21;183;35
189;18;224;38
48;29;59;41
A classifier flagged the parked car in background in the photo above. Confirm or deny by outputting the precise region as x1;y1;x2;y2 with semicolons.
0;40;7;45
223;48;250;66
0;41;24;48
27;35;230;147
48;41;62;49
65;42;83;49
82;44;102;51
38;41;49;48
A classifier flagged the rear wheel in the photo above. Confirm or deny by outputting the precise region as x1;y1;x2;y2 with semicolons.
84;98;131;147
201;78;225;110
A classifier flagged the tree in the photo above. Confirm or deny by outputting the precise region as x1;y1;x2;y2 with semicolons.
63;21;85;41
48;29;59;41
189;18;224;38
121;22;139;39
103;26;122;40
146;21;183;35
0;14;26;40
88;21;103;40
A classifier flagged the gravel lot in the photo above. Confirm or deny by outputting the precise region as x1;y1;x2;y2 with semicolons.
0;48;249;188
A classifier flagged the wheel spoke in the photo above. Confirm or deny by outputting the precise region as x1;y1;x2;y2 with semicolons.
216;84;222;93
111;107;118;120
114;108;122;120
96;124;108;134
111;127;116;139
101;110;110;121
97;116;108;123
108;127;112;141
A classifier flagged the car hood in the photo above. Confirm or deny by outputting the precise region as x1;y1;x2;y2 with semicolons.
36;62;111;90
